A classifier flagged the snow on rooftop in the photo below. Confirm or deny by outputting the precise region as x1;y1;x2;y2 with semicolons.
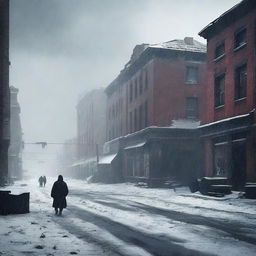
149;38;206;53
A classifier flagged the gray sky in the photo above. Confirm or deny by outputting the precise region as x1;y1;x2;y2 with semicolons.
10;0;240;171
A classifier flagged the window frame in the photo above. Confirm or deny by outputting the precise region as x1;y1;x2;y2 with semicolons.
214;40;225;61
214;72;225;108
234;26;247;51
234;62;247;101
186;66;199;84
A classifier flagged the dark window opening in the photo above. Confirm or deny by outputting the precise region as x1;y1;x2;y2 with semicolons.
134;108;137;132
214;143;229;177
144;101;148;127
129;83;133;102
129;111;133;133
186;66;198;84
215;41;225;59
139;74;143;95
134;80;138;99
186;97;198;119
235;63;247;100
145;70;148;90
139;104;143;130
234;27;246;49
215;73;225;107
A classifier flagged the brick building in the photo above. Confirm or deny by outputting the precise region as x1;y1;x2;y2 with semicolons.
74;88;106;178
105;37;206;141
0;0;10;185
101;38;207;184
199;0;256;188
8;86;23;180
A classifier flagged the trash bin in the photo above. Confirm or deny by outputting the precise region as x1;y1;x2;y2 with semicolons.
0;191;30;215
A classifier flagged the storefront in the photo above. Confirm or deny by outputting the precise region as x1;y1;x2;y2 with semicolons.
200;112;256;189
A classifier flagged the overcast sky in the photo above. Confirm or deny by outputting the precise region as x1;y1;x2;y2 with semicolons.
9;0;240;171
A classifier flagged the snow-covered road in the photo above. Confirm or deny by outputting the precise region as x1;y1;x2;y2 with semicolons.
1;178;256;256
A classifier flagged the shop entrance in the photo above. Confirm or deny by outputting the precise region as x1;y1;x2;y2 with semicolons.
231;140;246;189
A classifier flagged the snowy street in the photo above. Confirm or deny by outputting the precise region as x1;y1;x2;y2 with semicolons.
1;178;256;256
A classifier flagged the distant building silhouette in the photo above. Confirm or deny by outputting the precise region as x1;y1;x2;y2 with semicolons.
8;86;23;180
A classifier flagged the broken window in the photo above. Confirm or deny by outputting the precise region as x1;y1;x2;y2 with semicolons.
235;63;247;100
186;66;198;84
215;73;225;107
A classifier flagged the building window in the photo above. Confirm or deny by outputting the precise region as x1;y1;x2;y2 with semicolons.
186;97;198;119
215;73;225;107
139;104;143;130
235;63;247;100
134;108;137;132
112;105;115;118
234;27;246;50
129;111;133;133
134;79;138;99
139;73;143;95
215;41;225;59
129;83;133;102
109;108;111;119
214;142;228;177
144;101;148;127
144;70;148;90
186;66;198;84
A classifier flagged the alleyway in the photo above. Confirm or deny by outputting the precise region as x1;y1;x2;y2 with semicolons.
0;178;256;256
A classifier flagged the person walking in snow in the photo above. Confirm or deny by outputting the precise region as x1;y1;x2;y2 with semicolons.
51;175;69;216
38;176;43;187
42;176;47;187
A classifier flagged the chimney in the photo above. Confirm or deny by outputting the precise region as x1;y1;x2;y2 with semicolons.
184;37;194;45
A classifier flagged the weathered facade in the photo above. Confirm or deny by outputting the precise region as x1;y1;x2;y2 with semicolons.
99;126;203;185
106;37;206;141
8;86;23;180
0;0;10;185
123;127;202;185
102;38;206;183
199;0;256;189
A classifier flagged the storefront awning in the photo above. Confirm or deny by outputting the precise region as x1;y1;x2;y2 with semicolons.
71;157;97;167
124;141;146;150
98;154;117;164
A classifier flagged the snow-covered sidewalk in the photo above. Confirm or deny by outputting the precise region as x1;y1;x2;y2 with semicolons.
0;180;111;256
1;178;256;256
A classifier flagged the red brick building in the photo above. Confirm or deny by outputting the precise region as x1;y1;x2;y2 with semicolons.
105;38;206;141
199;0;256;188
101;38;207;184
0;0;10;185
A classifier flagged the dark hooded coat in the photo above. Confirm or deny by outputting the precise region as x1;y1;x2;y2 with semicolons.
51;176;69;209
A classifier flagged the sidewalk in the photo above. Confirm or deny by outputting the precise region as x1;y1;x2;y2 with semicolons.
0;181;109;256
